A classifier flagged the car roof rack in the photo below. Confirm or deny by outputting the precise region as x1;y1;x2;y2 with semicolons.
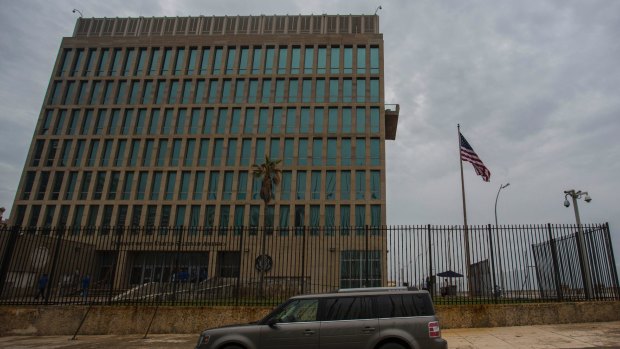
337;286;417;293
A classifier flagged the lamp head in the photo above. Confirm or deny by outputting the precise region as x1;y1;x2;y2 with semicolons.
584;194;592;203
564;199;570;208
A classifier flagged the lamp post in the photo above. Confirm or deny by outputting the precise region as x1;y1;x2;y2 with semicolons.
494;183;510;227
564;189;593;299
494;183;509;296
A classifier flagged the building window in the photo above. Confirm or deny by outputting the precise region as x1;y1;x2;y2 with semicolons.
370;46;380;74
175;205;186;227
200;48;210;75
107;171;120;200
297;138;307;165
311;171;321;200
217;252;240;277
303;47;313;74
193;171;205;200
137;171;148;200
312;138;322;166
310;205;320;235
122;171;134;200
208;171;219;200
279;205;290;235
316;78;325;102
370;78;379;102
237;171;248;200
65;171;78;200
164;171;176;200
356;138;366;166
341;171;351;200
291;47;300;74
264;47;275;74
179;171;190;200
286;108;296;133
288;78;298;102
222;171;233;200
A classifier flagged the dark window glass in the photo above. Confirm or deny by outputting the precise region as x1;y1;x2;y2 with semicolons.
321;297;373;321
376;294;434;318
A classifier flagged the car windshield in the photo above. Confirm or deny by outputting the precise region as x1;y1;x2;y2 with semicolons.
264;299;319;323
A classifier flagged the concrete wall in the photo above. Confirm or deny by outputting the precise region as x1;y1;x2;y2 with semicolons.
1;302;620;336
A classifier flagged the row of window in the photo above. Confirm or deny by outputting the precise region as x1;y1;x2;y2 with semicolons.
57;45;381;78
21;169;382;203
48;77;381;106
15;203;383;233
31;136;381;169
39;107;382;137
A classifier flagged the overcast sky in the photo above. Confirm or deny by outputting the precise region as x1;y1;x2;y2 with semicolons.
0;0;618;266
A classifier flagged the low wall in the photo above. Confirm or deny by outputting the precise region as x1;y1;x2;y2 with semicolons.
1;301;620;336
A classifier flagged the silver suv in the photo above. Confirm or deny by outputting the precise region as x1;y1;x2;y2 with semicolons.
196;288;447;349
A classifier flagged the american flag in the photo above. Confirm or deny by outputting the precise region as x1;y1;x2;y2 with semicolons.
460;132;491;182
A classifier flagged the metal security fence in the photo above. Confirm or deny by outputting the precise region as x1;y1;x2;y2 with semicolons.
0;223;618;306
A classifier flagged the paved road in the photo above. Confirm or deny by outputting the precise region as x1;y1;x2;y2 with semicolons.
1;321;619;348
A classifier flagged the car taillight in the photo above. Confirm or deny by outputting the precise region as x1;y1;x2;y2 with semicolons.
428;321;441;338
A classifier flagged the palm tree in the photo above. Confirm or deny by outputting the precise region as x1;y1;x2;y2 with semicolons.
252;156;281;298
252;156;282;206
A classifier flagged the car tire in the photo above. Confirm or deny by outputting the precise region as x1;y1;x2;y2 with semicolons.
378;342;407;349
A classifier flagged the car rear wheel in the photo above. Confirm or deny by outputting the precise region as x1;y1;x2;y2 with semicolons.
378;342;407;349
223;345;244;349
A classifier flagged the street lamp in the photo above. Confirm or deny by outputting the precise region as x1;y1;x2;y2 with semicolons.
564;189;593;298
494;183;509;296
494;183;510;226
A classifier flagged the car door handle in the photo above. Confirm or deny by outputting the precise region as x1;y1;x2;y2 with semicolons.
362;327;376;333
304;329;316;336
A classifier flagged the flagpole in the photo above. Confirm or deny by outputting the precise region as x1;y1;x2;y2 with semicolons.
458;124;472;296
458;124;468;228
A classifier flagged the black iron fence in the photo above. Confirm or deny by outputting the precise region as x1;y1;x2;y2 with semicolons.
0;223;618;306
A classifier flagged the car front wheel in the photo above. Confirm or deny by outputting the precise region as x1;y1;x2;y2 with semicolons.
378;342;407;349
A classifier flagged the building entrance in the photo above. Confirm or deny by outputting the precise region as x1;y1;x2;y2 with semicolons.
129;252;209;286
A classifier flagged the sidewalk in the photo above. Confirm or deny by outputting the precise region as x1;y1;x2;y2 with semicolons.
443;321;620;349
0;322;618;348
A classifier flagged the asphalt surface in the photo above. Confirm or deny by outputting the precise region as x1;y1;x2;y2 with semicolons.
0;321;619;348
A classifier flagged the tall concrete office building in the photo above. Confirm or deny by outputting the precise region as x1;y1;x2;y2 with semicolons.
9;15;399;290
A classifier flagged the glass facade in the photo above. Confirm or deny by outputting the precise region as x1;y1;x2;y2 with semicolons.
13;16;388;233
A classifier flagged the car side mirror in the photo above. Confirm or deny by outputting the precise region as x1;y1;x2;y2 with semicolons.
267;318;278;327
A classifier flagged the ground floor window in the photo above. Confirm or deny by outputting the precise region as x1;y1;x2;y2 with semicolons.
217;251;240;278
128;252;209;285
340;250;381;288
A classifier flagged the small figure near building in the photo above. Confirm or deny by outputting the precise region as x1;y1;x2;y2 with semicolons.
34;273;48;300
81;274;91;302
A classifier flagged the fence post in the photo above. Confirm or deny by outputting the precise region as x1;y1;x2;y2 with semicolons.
301;226;306;294
365;225;370;288
0;226;20;298
236;226;244;306
427;224;433;298
547;223;563;301
107;226;124;305
604;222;620;299
573;223;592;300
171;226;184;303
487;224;498;303
46;226;65;305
